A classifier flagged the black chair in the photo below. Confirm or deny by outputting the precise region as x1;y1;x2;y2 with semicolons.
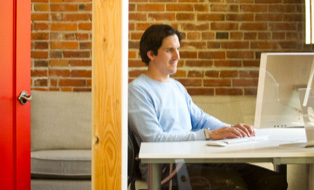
128;128;142;190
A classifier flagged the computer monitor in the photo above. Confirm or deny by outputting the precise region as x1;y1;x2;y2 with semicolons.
254;53;314;128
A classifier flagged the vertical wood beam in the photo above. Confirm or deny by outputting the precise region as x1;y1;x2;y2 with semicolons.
92;0;128;189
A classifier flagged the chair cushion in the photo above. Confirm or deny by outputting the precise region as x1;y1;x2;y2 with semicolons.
31;150;91;179
31;90;91;151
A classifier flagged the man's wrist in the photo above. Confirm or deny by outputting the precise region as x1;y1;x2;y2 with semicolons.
204;128;211;140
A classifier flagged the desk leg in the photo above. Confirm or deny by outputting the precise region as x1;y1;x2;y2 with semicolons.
148;164;160;190
309;164;314;190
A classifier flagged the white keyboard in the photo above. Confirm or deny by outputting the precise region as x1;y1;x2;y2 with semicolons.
206;135;269;147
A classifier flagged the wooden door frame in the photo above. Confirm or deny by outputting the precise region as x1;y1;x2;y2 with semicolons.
92;0;128;189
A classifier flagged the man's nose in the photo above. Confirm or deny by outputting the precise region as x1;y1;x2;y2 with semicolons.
173;49;180;59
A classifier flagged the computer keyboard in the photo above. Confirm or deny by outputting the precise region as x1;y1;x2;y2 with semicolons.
206;135;269;147
221;135;269;144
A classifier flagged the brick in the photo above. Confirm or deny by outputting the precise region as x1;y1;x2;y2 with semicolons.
78;23;92;30
227;51;254;59
251;42;278;49
210;4;238;12
129;51;137;59
59;79;86;87
205;70;219;78
32;0;48;2
181;42;206;49
243;60;260;67
197;14;224;21
34;42;49;49
34;4;49;11
77;33;89;40
230;32;243;40
71;70;92;77
64;0;92;2
214;60;242;67
79;3;92;11
202;32;215;40
80;42;91;49
129;70;146;77
176;13;195;21
166;4;194;11
220;70;238;78
195;4;209;12
199;51;225;59
177;79;202;86
188;70;203;77
182;23;210;31
34;60;48;67
268;5;296;12
172;70;186;77
244;88;257;95
187;88;214;96
233;79;258;87
269;23;297;31
211;23;238;30
204;79;231;87
244;32;257;40
49;69;71;77
226;14;254;21
221;42;249;49
187;32;201;40
256;14;282;21
62;13;91;21
131;32;143;40
51;42;79;49
180;51;197;59
64;33;76;40
240;23;267;30
186;60;213;67
148;13;175;21
279;42;298;49
50;79;58;87
129;60;146;67
50;59;69;67
50;4;78;12
240;5;267;12
63;51;90;58
239;71;259;78
34;23;49;30
129;13;147;21
31;13;49;21
34;79;48;87
216;32;229;39
284;14;302;22
31;69;48;77
32;51;48;59
51;23;77;31
258;32;271;40
216;88;243;95
50;51;62;58
255;0;281;3
207;42;221;49
137;4;165;11
69;60;91;66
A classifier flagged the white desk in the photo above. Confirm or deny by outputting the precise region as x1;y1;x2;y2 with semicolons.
139;128;314;190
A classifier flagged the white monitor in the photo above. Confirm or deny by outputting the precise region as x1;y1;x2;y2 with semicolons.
254;53;314;128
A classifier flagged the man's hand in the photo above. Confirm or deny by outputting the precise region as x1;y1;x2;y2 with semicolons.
208;123;255;140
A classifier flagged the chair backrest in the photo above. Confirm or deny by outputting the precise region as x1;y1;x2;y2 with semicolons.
128;127;141;187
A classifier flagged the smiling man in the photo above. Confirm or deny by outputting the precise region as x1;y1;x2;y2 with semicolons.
128;24;287;190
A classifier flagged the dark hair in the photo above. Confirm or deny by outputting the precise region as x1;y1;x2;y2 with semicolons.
139;24;182;65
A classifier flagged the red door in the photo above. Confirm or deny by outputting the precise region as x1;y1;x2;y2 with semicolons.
0;0;31;190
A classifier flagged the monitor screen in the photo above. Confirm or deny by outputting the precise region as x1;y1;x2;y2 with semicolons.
254;53;314;128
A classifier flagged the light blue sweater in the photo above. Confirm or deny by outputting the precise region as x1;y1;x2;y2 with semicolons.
129;74;228;143
128;74;228;179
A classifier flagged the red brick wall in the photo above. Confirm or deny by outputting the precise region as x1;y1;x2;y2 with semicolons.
31;0;314;95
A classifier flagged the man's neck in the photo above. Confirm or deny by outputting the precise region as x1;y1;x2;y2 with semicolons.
145;69;170;82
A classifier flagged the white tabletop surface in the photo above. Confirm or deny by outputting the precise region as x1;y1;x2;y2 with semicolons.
139;128;314;161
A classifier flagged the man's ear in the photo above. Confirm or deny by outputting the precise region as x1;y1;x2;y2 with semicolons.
147;50;155;61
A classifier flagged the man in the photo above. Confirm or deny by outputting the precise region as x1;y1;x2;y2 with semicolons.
128;24;287;190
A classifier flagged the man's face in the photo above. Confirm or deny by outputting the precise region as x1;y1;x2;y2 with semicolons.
149;34;180;77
